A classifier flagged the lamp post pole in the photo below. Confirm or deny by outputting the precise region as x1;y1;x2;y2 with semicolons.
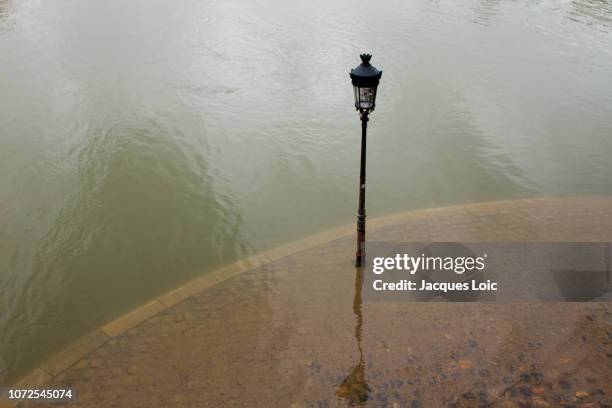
350;53;381;267
356;110;368;267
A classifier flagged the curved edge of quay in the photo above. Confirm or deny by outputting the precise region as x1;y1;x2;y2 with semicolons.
5;195;612;401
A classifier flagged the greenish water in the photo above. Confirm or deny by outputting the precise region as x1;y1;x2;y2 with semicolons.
1;0;611;382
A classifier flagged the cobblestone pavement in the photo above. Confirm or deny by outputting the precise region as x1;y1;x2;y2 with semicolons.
8;197;612;407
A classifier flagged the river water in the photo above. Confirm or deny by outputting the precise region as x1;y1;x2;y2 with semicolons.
1;0;611;382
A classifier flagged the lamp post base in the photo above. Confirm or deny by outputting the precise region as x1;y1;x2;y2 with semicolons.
356;213;365;267
355;250;364;267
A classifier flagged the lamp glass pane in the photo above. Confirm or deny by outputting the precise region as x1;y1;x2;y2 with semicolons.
358;87;375;109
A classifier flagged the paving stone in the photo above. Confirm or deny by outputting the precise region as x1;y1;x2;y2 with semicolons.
13;197;612;407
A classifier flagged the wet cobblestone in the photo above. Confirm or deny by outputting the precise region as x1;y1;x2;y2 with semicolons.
12;197;612;407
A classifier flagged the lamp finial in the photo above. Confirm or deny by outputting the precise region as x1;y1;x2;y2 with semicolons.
359;54;372;66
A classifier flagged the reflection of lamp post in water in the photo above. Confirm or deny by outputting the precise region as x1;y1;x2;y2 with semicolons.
336;267;370;404
350;54;382;267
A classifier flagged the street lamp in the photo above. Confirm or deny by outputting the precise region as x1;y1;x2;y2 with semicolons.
350;54;382;267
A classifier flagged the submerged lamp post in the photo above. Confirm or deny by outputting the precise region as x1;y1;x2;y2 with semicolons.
350;54;382;267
